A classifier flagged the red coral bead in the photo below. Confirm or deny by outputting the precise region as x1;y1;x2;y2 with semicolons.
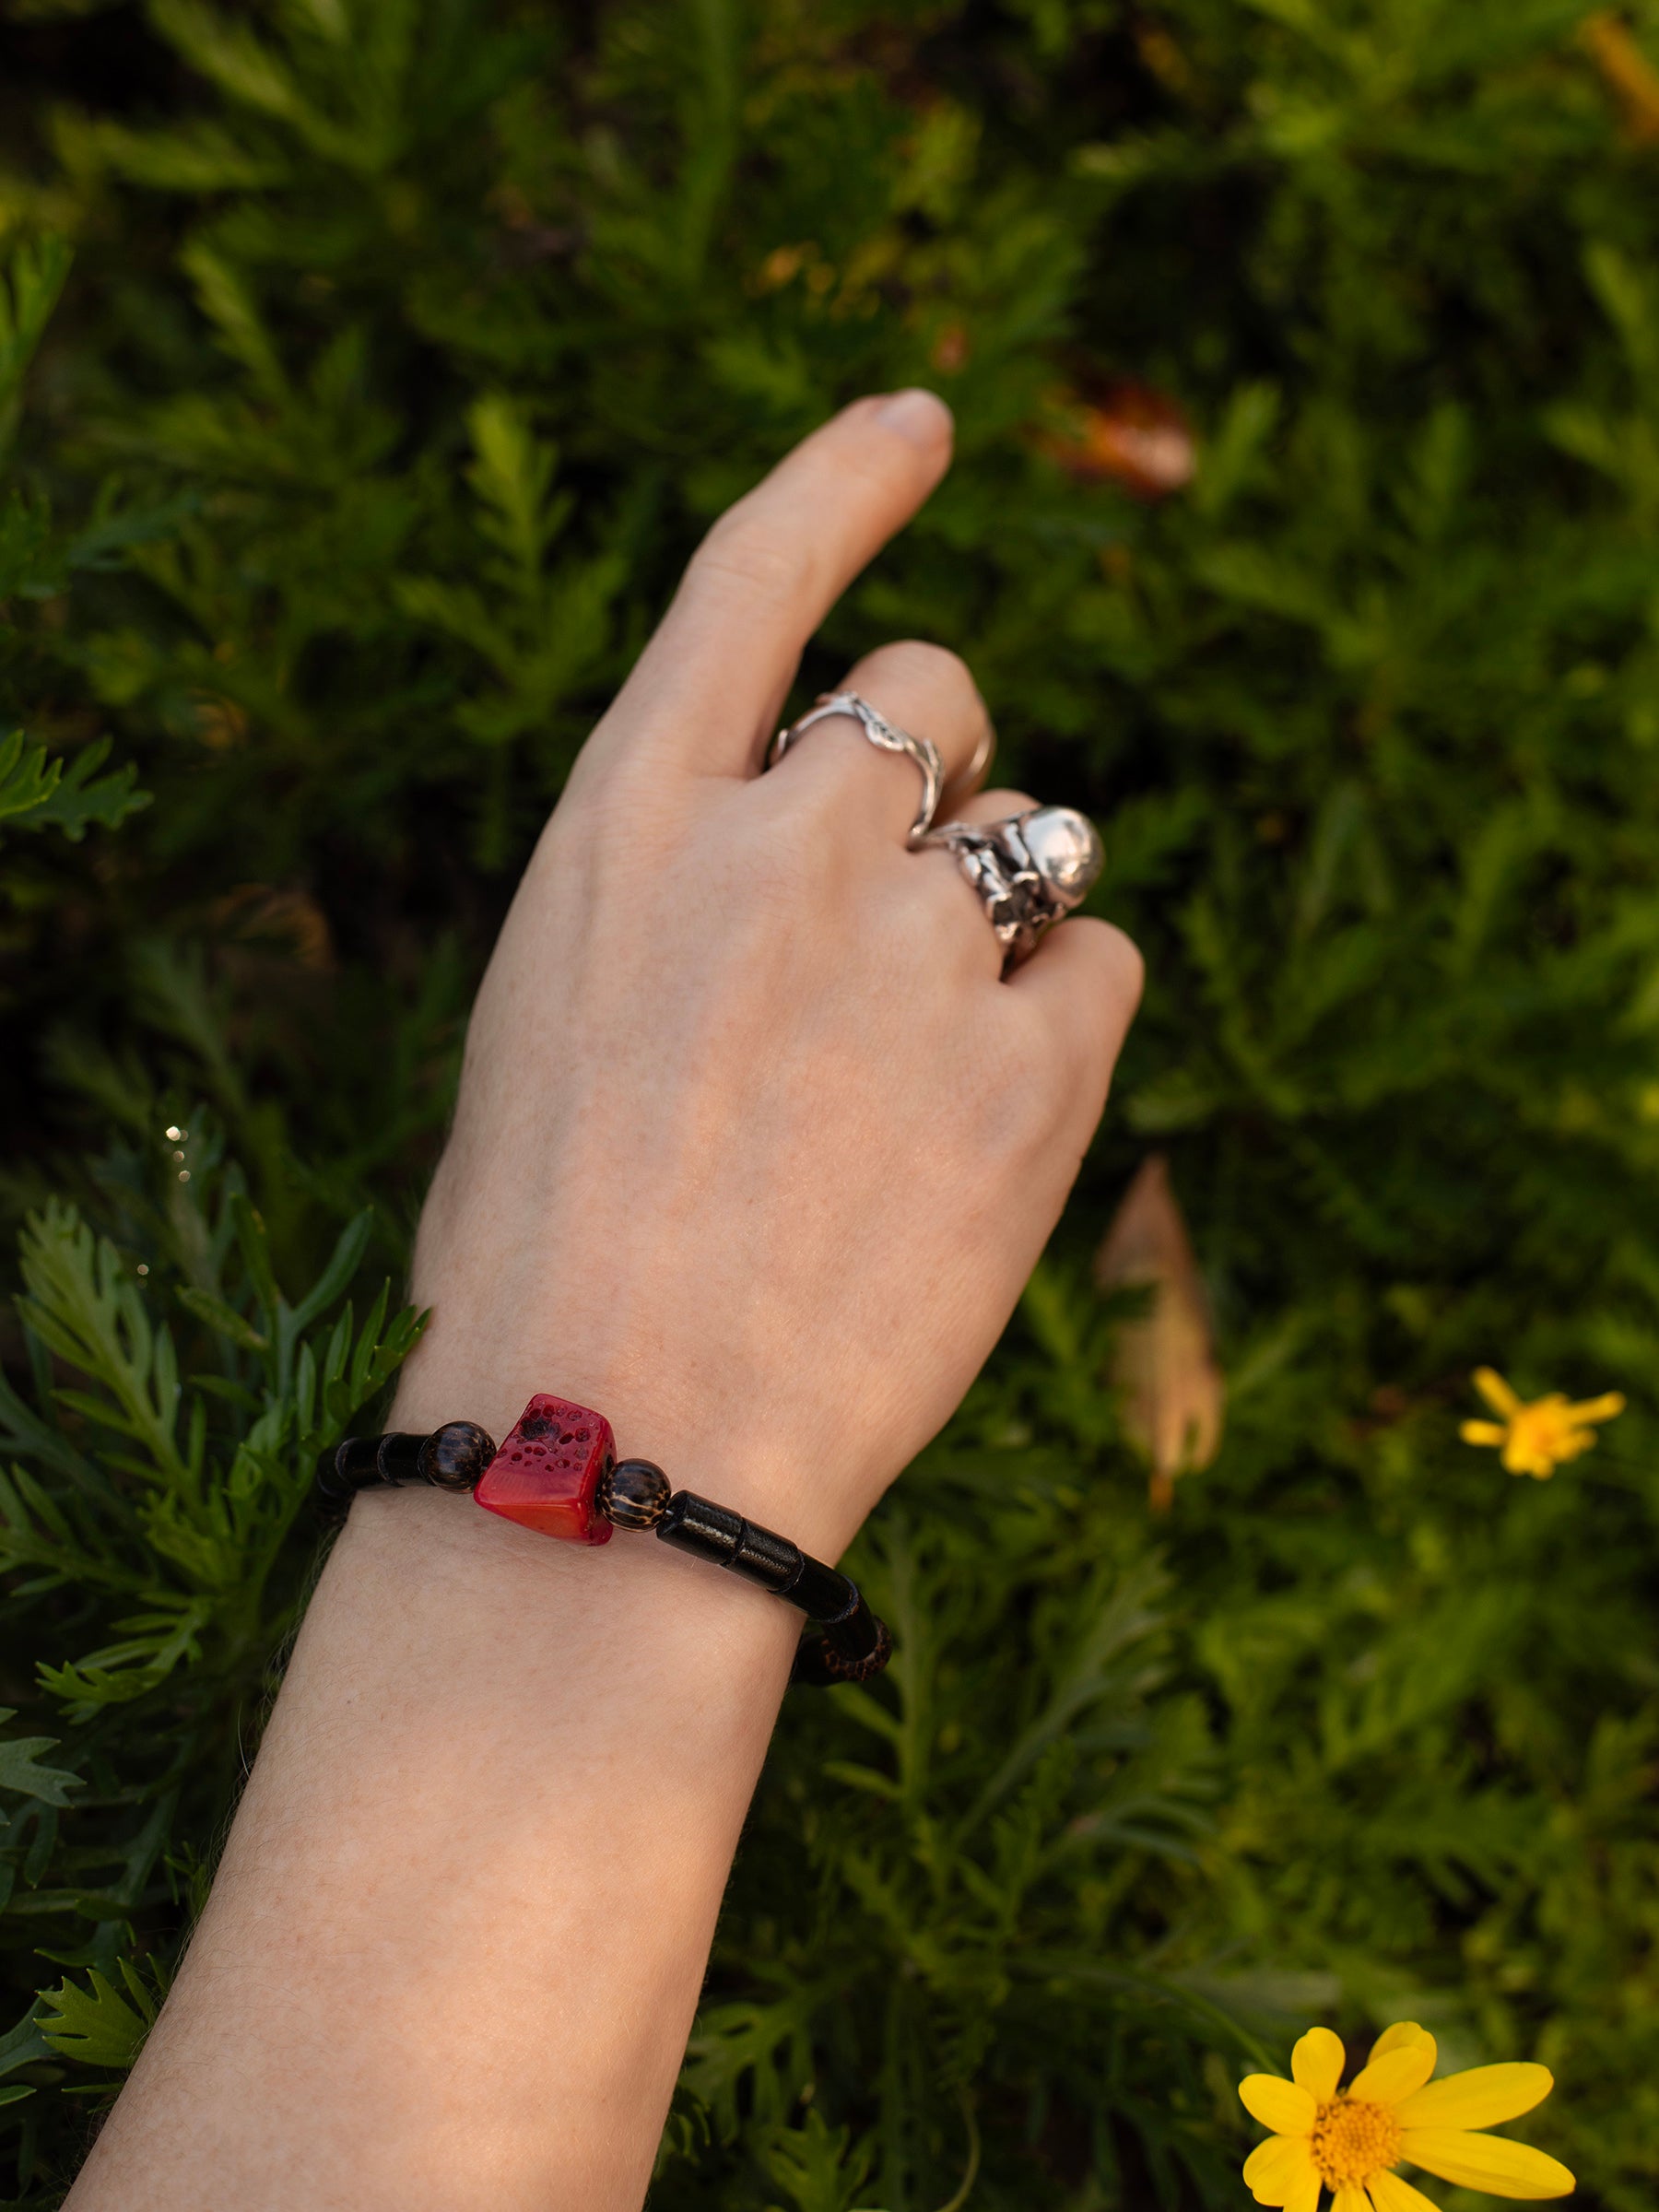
474;1394;615;1545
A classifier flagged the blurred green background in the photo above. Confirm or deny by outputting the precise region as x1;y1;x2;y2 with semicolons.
1;0;1658;2205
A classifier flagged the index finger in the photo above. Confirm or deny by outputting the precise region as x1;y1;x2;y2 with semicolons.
588;389;954;779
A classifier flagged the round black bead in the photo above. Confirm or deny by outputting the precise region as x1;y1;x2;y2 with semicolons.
598;1457;672;1530
418;1421;496;1491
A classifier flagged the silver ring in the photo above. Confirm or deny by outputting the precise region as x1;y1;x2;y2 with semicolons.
922;806;1103;971
769;690;945;848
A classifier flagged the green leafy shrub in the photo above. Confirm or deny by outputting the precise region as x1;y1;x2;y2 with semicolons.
0;0;1656;2205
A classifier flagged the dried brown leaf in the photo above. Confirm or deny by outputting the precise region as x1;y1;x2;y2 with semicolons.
1095;1156;1224;1507
1040;382;1197;501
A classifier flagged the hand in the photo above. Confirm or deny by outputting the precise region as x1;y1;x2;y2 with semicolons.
64;394;1142;2212
393;388;1142;1556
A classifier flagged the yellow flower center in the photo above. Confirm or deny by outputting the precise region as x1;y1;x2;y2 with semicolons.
1507;1400;1584;1470
1310;2096;1402;2188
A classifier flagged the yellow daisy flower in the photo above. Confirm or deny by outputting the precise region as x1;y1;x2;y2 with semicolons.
1459;1368;1624;1479
1239;2020;1574;2212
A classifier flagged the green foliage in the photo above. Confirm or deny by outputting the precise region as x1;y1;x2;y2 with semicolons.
681;1518;1253;2209
0;1724;76;1815
35;1959;163;2075
0;224;150;896
0;1125;420;2189
0;739;147;845
0;737;57;834
1;0;1658;2204
6;1190;420;1711
759;2109;881;2212
0;240;70;457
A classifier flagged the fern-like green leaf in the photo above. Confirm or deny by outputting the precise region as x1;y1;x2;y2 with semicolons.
36;1959;162;2070
0;1713;76;1807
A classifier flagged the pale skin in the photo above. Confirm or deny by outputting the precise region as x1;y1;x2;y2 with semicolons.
64;389;1143;2210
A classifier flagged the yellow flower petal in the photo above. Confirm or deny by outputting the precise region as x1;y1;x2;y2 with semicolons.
1401;2127;1575;2199
1285;2163;1321;2212
1369;2021;1436;2063
1368;2171;1443;2212
1241;2074;1318;2135
1245;2133;1319;2205
1351;2039;1438;2104
1474;1368;1521;1417
1501;1437;1552;1477
1332;2187;1371;2212
1461;1421;1507;1446
1395;2065;1553;2132
1292;2025;1347;2100
1563;1393;1624;1423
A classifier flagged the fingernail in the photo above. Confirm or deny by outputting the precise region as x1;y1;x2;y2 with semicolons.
873;386;953;446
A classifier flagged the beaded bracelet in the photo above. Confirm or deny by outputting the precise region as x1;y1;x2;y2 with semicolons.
319;1393;892;1688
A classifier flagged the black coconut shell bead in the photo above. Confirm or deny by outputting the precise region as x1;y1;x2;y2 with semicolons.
597;1457;672;1530
375;1431;429;1484
793;1605;892;1687
653;1491;806;1595
419;1421;496;1491
319;1434;385;1506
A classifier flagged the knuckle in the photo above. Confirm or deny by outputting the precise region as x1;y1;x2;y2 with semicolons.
1065;916;1147;1020
561;751;685;846
863;637;980;706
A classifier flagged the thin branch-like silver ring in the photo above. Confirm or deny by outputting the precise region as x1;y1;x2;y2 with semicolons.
922;806;1103;971
769;691;945;847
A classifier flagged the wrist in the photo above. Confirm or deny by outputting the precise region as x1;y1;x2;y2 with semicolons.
388;1328;878;1562
339;1479;798;1659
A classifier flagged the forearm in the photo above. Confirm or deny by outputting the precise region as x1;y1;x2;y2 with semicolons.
66;1086;896;2211
65;1477;800;2211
